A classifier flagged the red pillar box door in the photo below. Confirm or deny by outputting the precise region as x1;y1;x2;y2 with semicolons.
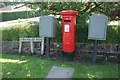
60;10;78;53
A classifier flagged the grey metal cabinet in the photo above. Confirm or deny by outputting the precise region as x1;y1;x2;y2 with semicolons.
88;14;108;40
39;16;57;37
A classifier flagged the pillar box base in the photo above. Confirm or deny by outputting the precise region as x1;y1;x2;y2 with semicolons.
62;51;74;62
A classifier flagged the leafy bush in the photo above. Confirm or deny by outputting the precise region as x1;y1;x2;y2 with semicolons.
1;21;39;41
1;20;119;44
2;11;30;21
1;10;49;21
105;25;120;44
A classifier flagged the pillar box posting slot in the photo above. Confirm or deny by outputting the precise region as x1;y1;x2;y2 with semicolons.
60;10;78;61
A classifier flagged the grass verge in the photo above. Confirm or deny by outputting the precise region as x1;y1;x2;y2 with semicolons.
1;53;119;78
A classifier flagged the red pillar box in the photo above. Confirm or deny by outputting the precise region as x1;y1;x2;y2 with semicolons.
60;10;78;61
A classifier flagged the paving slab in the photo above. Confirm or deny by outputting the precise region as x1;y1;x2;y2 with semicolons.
46;66;74;78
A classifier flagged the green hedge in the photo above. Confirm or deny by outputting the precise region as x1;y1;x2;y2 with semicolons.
2;11;32;21
1;10;50;21
1;21;39;41
1;21;120;44
76;24;120;44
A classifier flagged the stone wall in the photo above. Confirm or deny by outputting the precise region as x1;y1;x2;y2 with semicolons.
1;41;120;56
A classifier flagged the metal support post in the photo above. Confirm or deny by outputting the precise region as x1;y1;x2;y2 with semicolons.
45;37;50;59
92;40;98;64
19;41;22;54
30;41;34;54
41;37;45;55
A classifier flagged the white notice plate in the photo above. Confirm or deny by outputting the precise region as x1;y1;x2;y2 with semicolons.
64;24;70;32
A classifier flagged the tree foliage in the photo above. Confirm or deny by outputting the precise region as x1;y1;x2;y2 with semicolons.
26;2;120;21
1;2;119;21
